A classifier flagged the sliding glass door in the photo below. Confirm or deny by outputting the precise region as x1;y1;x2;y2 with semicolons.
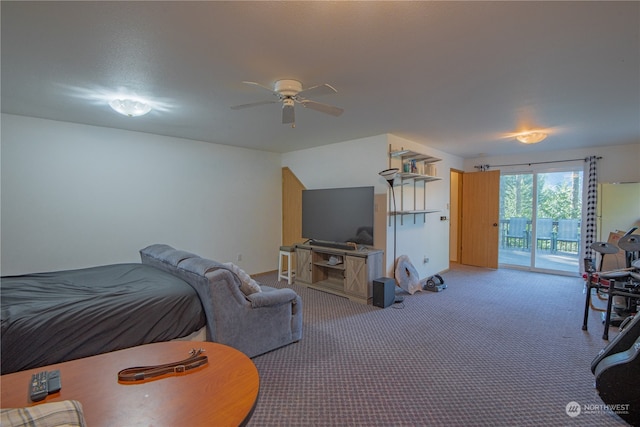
499;173;533;268
535;171;583;272
499;169;583;274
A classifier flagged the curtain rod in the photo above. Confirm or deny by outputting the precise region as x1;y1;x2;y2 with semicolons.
474;156;602;171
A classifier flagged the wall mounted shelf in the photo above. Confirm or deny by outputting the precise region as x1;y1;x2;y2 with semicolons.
390;209;440;215
387;147;442;224
390;150;440;165
397;172;441;183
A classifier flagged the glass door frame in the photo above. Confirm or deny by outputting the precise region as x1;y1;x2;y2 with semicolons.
499;165;584;276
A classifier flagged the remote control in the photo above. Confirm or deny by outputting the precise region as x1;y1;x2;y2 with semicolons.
30;371;48;402
47;370;61;394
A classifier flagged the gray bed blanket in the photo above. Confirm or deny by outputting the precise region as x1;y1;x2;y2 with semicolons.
1;263;206;374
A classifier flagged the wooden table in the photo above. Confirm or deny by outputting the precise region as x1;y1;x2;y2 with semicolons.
0;341;260;426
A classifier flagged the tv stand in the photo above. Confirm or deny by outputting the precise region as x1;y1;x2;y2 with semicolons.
295;243;383;304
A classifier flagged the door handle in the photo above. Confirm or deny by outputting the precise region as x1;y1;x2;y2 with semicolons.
493;223;498;227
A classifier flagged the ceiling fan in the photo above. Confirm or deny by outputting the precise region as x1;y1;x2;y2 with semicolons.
231;79;344;126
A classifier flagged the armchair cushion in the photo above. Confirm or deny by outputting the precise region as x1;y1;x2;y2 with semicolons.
246;286;297;308
223;262;261;295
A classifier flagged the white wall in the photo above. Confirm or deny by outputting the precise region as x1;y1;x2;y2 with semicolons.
282;133;465;280
282;135;390;190
462;143;640;183
1;114;282;275
598;182;640;241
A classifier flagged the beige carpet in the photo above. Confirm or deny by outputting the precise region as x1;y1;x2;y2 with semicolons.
248;264;628;426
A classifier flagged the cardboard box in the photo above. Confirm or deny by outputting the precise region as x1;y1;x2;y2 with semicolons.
600;231;628;271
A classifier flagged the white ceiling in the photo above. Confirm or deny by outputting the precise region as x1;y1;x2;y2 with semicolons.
2;1;639;159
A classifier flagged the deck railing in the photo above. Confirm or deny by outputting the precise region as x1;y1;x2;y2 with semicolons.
499;219;581;253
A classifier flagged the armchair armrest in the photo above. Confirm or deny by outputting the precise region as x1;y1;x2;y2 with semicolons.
246;288;298;308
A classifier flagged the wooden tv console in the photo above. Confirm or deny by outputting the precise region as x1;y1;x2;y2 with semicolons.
294;243;383;304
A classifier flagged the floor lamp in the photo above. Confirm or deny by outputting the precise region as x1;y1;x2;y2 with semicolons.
379;168;403;303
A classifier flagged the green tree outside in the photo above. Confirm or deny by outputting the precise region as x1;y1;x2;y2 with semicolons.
500;172;582;221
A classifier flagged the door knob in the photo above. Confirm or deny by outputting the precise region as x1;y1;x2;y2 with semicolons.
493;223;498;227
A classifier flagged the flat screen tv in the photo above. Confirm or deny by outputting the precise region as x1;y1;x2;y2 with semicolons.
302;186;374;246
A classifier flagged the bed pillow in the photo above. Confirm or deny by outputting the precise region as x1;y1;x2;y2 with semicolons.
223;262;262;295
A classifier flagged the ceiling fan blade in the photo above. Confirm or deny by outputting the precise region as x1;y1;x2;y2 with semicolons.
242;81;279;95
231;100;278;110
297;83;337;99
300;100;344;117
282;103;295;124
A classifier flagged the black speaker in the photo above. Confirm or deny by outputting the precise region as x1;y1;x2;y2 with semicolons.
373;277;395;308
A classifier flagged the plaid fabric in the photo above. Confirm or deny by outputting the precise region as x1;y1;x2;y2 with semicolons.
583;155;599;263
0;400;86;427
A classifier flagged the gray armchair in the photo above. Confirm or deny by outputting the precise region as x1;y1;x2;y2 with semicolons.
140;244;302;357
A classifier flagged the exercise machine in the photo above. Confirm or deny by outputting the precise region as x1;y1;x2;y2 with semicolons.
591;314;640;425
583;227;640;340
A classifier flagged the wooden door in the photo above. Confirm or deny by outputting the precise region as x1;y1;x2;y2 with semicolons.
461;170;500;268
282;167;305;246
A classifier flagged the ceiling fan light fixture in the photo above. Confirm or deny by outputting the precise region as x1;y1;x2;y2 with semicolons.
109;98;152;117
282;98;295;108
274;79;302;97
515;131;547;144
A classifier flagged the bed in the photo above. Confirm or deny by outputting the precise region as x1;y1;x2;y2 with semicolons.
1;263;206;374
1;244;303;375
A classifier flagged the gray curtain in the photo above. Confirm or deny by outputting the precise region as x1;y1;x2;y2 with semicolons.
583;156;599;265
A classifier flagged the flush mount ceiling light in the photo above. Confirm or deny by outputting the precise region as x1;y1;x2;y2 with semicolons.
515;131;547;144
500;127;562;145
109;98;152;117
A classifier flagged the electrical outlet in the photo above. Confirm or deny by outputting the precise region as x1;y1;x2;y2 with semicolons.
423;256;429;264
236;254;242;262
